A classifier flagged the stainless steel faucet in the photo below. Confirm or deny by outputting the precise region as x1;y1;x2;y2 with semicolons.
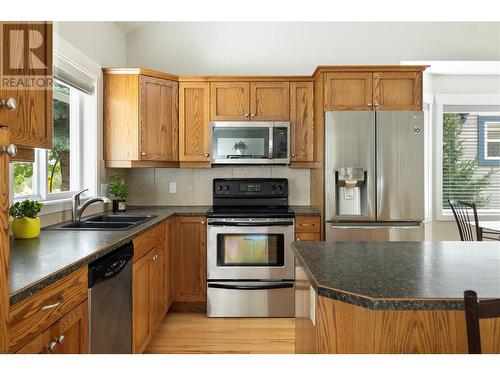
72;189;111;221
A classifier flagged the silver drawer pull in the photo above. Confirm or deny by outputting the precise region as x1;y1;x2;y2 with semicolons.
41;297;63;311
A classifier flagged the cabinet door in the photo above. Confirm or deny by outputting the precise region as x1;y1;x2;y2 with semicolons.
49;301;88;354
210;82;250;121
290;82;314;162
149;243;165;332
250;82;289;121
324;72;373;111
373;72;422;111
15;328;51;354
0;129;9;353
174;216;207;303
132;252;151;353
0;22;52;148
179;82;211;162
139;76;178;161
164;218;174;313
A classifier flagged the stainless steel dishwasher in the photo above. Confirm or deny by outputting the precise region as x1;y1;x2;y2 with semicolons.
88;242;133;353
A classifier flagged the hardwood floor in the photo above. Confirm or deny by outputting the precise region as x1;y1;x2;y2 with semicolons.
144;312;295;354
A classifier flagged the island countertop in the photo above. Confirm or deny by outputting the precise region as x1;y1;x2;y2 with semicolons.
292;241;500;310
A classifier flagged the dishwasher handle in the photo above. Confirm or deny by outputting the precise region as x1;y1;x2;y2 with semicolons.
88;242;133;288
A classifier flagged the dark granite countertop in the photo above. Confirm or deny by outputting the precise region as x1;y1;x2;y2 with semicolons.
9;206;210;305
292;241;500;311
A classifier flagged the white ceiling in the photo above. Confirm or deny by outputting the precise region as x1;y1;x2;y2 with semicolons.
114;22;145;34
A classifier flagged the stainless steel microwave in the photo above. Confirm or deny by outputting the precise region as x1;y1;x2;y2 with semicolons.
211;122;290;164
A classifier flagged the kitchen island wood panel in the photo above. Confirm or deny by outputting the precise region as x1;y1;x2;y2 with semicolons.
294;241;500;354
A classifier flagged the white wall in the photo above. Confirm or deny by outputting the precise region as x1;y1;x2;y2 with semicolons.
126;22;500;74
54;22;127;67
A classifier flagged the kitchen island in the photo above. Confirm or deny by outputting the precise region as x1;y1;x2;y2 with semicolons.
293;241;500;354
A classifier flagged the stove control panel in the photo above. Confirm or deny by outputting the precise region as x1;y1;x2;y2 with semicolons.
213;178;288;197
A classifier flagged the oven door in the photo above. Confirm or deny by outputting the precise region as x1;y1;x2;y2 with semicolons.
207;218;295;280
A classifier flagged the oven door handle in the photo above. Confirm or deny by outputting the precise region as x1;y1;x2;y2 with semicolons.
208;221;293;227
207;282;294;290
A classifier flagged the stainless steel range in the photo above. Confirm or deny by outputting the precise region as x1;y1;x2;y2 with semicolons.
206;178;295;317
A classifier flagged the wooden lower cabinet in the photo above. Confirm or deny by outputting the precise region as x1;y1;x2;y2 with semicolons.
164;218;175;312
295;215;321;241
132;222;169;354
174;216;207;303
16;301;88;354
132;241;166;354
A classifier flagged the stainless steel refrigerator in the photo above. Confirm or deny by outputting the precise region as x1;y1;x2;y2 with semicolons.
324;111;425;241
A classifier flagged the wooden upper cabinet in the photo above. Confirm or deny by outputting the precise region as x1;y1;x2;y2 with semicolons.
209;81;290;122
290;82;314;162
179;82;211;162
324;72;373;111
174;216;207;303
0;22;53;149
250;82;289;121
373;72;422;111
103;69;179;167
139;76;178;161
210;82;249;121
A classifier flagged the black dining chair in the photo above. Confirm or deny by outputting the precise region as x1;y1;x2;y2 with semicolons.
464;290;500;354
448;200;482;241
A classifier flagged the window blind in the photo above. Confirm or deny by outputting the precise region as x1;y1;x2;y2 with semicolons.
442;107;500;212
53;52;95;95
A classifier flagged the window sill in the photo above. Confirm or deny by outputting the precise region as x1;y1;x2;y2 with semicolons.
437;212;500;222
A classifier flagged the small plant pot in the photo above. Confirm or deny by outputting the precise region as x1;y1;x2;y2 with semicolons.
112;199;127;213
11;217;41;239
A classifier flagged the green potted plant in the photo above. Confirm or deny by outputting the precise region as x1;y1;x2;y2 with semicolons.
9;200;43;239
233;141;248;156
109;172;128;212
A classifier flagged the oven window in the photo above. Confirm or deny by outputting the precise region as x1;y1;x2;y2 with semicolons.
212;127;269;160
217;233;285;267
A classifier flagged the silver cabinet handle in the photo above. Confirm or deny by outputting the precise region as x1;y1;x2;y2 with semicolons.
1;144;17;157
291;153;295;157
250;113;255;117
201;221;205;225
0;98;16;111
47;341;57;352
374;102;379;107
204;153;210;157
41;297;63;311
367;102;373;107
244;113;249;117
57;335;65;344
141;152;146;156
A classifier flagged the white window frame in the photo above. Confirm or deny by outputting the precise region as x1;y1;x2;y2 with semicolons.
10;40;101;216
484;121;500;161
435;94;500;221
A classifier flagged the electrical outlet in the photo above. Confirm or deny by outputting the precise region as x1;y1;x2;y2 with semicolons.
169;182;176;193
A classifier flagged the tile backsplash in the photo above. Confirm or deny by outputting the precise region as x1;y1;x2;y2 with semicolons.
118;166;310;206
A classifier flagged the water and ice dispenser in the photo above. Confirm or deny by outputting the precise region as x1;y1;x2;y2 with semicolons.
335;167;367;216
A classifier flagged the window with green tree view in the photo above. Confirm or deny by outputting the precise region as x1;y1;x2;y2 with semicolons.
442;112;500;213
11;80;88;201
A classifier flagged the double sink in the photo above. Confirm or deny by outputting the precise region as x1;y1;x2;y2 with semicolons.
45;213;157;231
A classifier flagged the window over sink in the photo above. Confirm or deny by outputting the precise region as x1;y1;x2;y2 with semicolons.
10;53;98;204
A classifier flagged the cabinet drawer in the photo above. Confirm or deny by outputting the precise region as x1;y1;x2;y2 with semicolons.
133;224;166;262
9;267;88;352
295;232;321;241
295;216;321;233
